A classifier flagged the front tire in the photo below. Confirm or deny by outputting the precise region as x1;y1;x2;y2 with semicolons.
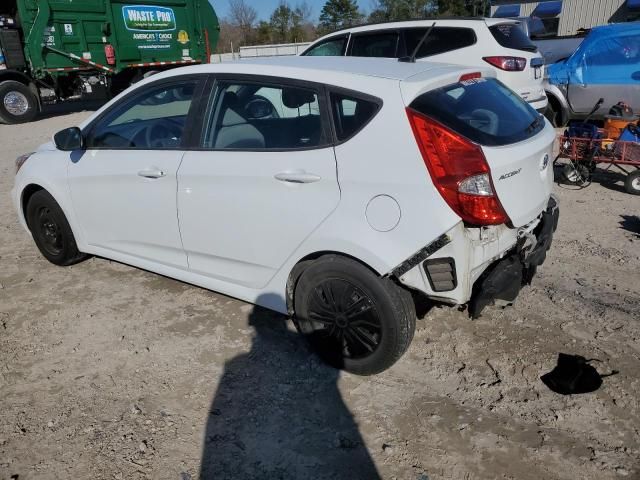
293;255;416;375
0;80;39;124
26;190;88;266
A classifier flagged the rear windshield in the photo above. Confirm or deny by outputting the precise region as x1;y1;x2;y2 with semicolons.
409;78;544;147
489;23;537;52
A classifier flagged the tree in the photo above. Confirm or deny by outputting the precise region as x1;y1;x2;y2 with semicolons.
369;0;437;22
228;0;257;44
436;0;471;16
318;0;362;34
270;1;294;43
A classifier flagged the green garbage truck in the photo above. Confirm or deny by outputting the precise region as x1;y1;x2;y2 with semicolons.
0;0;219;124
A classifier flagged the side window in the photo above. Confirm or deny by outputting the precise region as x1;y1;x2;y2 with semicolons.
405;27;477;58
585;35;640;67
350;32;400;58
202;81;326;150
331;92;380;142
303;36;347;56
87;81;198;149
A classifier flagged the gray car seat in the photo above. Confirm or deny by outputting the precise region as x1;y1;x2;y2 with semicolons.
214;92;266;149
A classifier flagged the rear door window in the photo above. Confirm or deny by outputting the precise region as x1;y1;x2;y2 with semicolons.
404;27;477;58
489;23;538;52
330;92;381;142
409;78;544;146
303;35;348;56
349;32;400;57
201;81;327;150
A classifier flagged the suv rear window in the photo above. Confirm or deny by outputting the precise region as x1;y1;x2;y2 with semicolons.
331;92;380;142
489;23;537;52
409;78;544;147
405;27;477;58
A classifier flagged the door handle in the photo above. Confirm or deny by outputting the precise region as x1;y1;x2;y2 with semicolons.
138;167;166;179
274;171;321;184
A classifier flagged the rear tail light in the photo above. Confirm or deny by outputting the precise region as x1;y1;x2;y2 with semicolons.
406;108;509;226
483;56;526;71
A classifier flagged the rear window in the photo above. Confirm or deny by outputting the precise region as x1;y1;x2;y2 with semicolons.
331;92;380;142
489;23;538;52
409;78;544;147
350;32;400;57
405;27;477;58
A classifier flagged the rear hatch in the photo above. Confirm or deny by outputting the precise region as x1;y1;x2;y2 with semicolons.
485;22;546;103
407;76;554;227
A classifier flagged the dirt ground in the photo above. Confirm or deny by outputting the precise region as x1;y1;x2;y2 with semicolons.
1;105;639;480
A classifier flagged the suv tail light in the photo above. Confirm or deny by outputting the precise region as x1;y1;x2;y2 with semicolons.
483;56;526;71
406;108;509;226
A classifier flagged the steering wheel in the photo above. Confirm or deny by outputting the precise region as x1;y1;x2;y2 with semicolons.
144;119;182;148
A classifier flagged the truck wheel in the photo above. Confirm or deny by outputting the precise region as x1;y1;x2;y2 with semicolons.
625;171;640;195
544;103;560;127
26;190;88;266
293;255;416;375
0;81;39;124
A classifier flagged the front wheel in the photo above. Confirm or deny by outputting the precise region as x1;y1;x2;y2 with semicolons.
26;190;88;266
0;80;39;124
293;255;416;375
625;171;640;195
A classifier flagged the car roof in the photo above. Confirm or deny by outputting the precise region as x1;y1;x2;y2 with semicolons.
154;56;478;82
312;17;516;39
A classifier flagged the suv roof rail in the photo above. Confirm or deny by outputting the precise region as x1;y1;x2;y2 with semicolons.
323;17;488;36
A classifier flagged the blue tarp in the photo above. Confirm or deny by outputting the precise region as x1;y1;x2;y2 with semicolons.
532;1;563;17
628;0;640;10
548;23;640;86
493;4;520;17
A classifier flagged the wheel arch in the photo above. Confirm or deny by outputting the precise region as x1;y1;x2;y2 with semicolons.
0;70;34;87
20;183;45;229
545;86;570;127
285;250;384;316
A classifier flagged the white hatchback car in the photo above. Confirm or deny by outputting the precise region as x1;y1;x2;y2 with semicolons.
12;57;559;375
302;18;548;113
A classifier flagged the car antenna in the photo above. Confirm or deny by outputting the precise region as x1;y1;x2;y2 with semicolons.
399;22;436;63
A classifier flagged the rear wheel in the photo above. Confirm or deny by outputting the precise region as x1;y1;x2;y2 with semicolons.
26;190;88;266
293;255;416;375
562;163;591;187
0;80;39;124
625;171;640;195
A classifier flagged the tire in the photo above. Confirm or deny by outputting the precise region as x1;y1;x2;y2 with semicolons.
0;80;39;124
562;163;591;187
625;171;640;195
293;255;416;375
26;190;88;266
544;103;559;127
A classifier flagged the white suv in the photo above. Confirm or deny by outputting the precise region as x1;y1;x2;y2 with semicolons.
303;18;548;113
12;57;558;375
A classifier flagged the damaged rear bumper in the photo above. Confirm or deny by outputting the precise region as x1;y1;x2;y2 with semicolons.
395;196;559;316
469;196;559;317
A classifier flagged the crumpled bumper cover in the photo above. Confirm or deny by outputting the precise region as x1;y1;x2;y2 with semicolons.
468;196;559;318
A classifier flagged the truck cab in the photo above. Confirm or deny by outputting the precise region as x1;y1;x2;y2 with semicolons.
0;0;219;124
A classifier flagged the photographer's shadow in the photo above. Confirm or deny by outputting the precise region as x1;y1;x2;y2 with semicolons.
200;294;380;480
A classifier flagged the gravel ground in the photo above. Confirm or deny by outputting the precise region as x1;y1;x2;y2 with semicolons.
1;107;639;480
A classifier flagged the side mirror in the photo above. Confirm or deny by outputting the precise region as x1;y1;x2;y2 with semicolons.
54;127;84;151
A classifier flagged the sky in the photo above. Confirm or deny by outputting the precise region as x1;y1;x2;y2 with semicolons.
210;0;366;22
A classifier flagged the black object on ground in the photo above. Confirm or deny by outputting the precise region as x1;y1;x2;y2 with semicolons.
541;353;619;395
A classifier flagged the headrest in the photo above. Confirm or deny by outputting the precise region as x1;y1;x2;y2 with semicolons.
282;89;316;109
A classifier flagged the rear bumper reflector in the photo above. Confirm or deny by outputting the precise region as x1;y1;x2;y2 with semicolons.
423;257;457;292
